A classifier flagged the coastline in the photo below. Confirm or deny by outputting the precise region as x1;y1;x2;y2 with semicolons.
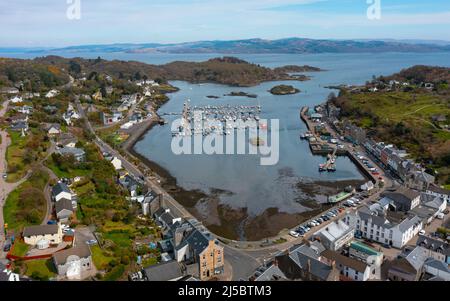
123;115;366;241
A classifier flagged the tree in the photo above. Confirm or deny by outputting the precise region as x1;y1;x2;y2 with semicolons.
69;61;82;74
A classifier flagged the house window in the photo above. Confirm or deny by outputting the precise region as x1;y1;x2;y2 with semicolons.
217;257;222;263
202;262;207;267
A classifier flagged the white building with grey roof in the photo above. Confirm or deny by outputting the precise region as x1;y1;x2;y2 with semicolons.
312;220;354;251
344;205;422;248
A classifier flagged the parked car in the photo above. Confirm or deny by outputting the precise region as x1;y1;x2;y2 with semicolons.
419;230;426;235
296;229;305;235
290;231;300;238
383;244;392;249
3;244;11;252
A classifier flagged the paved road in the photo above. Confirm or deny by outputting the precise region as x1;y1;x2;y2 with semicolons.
40;161;59;225
75;98;192;219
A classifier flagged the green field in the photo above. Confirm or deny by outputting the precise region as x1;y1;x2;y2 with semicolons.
5;131;29;182
10;239;30;257
91;245;116;270
25;259;56;280
46;156;92;179
3;169;49;231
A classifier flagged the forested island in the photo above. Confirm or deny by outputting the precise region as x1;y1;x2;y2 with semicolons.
0;56;319;89
269;85;301;95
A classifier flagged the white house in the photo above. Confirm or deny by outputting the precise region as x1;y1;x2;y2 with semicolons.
9;96;23;104
56;198;74;223
312;220;354;251
52;182;72;202
111;157;123;171
46;123;61;136
45;89;59;98
344;206;423;249
322;250;372;281
23;224;63;248
53;244;94;280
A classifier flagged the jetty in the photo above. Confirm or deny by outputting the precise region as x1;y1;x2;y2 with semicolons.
300;106;346;156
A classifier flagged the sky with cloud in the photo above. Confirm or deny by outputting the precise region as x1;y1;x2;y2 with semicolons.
1;0;450;47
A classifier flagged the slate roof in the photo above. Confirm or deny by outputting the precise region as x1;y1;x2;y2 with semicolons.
143;261;184;281
424;258;450;273
382;187;420;208
398;215;422;232
357;206;393;228
53;244;91;266
389;258;417;275
314;220;353;244
55;198;74;214
57;147;85;157
52;182;71;197
254;264;288;281
404;246;429;271
416;235;449;256
160;211;176;226
278;244;335;281
179;229;212;256
427;184;450;196
23;224;59;237
322;250;368;273
143;190;158;204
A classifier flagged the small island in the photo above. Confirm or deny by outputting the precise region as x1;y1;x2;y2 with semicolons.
225;91;258;98
274;65;323;73
269;85;301;95
206;95;220;99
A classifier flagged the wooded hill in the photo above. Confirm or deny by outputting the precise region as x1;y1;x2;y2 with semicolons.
0;56;316;89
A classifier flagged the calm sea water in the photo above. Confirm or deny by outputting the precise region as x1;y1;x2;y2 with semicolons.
5;51;450;215
132;52;450;216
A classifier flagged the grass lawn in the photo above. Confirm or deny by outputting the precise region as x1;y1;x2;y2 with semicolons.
5;131;28;182
25;259;56;280
103;232;133;248
91;245;115;270
46;157;92;179
103;265;125;281
102;221;135;233
142;257;159;268
3;170;49;231
10;239;30;257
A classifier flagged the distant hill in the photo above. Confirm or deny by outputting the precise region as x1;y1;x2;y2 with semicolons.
6;38;450;54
